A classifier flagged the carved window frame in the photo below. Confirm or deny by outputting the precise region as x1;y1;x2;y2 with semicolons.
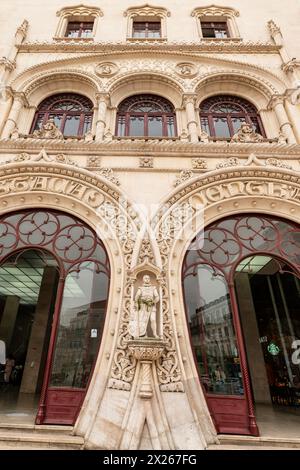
54;5;103;40
191;5;241;40
124;4;170;41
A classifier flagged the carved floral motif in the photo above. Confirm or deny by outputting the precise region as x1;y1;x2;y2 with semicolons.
192;158;208;170
139;157;153;168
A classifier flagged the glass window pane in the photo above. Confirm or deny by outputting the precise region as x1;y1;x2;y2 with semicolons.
63;115;80;136
201;117;210;135
129;116;144;136
117;116;125;137
213;117;231;137
167;117;175;137
184;264;243;396
232;117;247;134
48;114;63;130
50;262;109;389
148;116;163;136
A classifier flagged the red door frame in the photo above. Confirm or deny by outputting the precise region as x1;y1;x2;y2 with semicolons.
182;214;300;436
0;209;110;426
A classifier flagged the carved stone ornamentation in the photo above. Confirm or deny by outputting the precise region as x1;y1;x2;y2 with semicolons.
216;157;239;169
32;119;63;140
127;339;166;399
96;168;120;186
95;62;119;77
87;156;101;168
2;149;77;166
176;62;198;78
231;124;264;143
138;238;155;264
139;156;153;168
267;19;282;38
199;130;209;143
266;158;293;170
173;170;194;187
192;158;208;170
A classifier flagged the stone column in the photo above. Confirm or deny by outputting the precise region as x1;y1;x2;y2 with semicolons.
2;93;26;138
20;267;58;394
183;94;199;143
235;274;271;404
269;96;297;144
0;295;20;352
95;93;110;141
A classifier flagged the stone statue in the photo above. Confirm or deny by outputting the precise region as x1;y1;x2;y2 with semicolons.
129;275;160;339
33;119;63;139
231;123;264;143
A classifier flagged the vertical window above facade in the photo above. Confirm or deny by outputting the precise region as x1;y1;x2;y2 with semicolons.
55;5;103;39
191;6;241;40
31;93;93;137
116;94;177;138
132;21;161;38
65;21;94;38
201;21;229;39
124;5;170;40
200;95;265;139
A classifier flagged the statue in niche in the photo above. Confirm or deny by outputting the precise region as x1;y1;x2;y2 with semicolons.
129;275;160;339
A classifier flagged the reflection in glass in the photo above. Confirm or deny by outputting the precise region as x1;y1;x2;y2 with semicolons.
50;261;109;389
213;118;231;138
130;116;144;136
183;264;243;396
148;116;163;136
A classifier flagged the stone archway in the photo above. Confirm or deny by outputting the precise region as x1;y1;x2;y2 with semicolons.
152;165;300;443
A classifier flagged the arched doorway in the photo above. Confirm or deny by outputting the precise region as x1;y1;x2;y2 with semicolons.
183;214;300;436
0;210;110;425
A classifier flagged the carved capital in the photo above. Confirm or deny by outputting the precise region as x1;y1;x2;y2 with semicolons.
95;92;111;105
127;339;166;361
182;93;198;107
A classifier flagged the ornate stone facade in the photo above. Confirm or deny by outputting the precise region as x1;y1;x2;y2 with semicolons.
0;0;300;451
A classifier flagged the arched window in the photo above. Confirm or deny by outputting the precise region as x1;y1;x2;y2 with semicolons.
0;210;110;426
31;93;93;137
116;94;177;137
183;215;300;436
200;95;265;138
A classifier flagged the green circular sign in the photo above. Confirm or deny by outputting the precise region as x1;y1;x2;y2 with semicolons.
267;342;280;356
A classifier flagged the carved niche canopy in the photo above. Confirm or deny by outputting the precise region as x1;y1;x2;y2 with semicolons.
123;4;171;18
191;5;240;19
56;4;104;19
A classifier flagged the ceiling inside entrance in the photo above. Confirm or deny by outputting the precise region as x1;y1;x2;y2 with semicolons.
0;250;84;305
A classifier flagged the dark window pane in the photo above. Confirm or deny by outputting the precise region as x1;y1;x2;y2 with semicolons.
183;264;243;396
50;262;108;389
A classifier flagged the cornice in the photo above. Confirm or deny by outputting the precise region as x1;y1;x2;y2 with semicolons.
18;41;280;55
0;138;300;158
